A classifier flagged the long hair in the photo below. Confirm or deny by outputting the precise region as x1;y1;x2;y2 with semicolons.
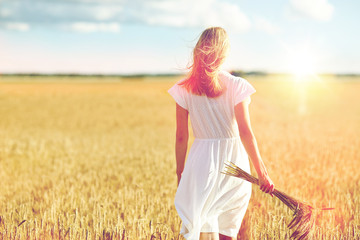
180;27;229;97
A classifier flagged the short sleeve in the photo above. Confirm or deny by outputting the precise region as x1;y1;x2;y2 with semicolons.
168;83;188;110
234;77;256;105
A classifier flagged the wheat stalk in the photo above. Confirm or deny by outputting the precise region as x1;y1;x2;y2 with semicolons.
221;162;334;240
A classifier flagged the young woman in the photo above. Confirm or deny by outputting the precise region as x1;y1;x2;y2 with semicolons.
168;27;274;240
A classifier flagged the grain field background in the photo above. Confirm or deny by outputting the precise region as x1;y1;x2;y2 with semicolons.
0;75;359;239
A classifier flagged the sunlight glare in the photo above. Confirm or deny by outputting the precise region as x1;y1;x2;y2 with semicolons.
285;43;318;81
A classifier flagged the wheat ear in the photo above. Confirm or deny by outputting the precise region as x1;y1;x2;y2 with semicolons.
221;162;334;240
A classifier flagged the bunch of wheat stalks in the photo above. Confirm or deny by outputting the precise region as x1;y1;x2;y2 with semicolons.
222;162;334;240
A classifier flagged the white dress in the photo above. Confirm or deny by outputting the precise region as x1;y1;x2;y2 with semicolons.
168;70;256;240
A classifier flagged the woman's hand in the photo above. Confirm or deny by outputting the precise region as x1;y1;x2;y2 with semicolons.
258;173;275;197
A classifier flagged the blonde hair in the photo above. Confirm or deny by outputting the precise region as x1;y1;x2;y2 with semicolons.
180;27;229;97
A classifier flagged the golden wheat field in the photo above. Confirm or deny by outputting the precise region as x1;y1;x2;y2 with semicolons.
0;75;359;240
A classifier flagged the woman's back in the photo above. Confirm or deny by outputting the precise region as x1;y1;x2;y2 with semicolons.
169;70;256;139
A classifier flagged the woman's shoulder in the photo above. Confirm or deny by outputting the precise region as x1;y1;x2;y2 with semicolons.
171;78;188;93
218;70;246;85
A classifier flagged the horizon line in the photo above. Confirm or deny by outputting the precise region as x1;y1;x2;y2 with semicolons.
1;71;360;77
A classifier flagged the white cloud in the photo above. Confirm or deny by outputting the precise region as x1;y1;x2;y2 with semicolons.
68;22;120;33
145;0;250;32
0;7;12;17
94;6;123;20
213;2;251;33
254;16;281;35
2;22;30;31
0;0;250;32
287;0;334;21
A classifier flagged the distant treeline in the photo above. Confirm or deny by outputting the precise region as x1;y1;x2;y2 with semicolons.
0;71;268;78
0;71;359;78
230;71;360;78
0;73;181;78
230;71;268;77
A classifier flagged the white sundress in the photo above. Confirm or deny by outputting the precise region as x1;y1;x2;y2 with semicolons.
168;70;256;240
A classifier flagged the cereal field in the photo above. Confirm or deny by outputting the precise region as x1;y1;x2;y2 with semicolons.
0;75;359;239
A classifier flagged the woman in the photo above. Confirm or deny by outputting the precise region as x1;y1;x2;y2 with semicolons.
168;27;274;240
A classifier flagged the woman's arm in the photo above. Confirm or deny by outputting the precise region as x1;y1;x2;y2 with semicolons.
235;97;275;196
175;103;189;186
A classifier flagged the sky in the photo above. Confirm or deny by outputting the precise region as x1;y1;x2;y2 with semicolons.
0;0;359;74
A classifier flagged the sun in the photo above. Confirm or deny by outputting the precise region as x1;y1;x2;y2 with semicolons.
290;51;316;77
285;43;318;80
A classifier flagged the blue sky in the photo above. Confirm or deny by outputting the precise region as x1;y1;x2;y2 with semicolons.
0;0;359;74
